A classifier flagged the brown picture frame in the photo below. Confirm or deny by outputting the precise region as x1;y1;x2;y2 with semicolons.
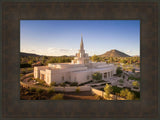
1;1;158;119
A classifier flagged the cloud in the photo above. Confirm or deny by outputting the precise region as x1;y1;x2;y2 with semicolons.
21;47;79;56
126;50;131;53
125;50;140;56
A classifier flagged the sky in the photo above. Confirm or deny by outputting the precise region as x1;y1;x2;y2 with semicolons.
20;20;140;56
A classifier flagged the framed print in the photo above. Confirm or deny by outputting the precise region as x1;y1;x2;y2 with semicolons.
20;20;140;101
1;1;158;119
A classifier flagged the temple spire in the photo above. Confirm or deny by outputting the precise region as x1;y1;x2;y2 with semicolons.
80;34;84;50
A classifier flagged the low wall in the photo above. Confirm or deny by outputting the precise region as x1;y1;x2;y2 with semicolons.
20;82;125;100
20;82;91;92
54;86;91;92
91;87;125;100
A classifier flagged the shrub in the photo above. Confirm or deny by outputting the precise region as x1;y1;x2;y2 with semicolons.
51;82;56;86
47;88;55;94
76;87;80;93
70;82;78;86
132;81;139;88
120;89;135;100
28;73;34;77
35;78;46;86
64;81;71;84
126;91;135;100
27;68;33;71
128;75;140;81
50;94;64;100
20;74;24;77
29;87;36;92
119;79;124;83
92;72;102;81
60;83;66;87
20;63;31;68
120;89;129;98
27;78;33;82
132;68;135;73
36;88;44;94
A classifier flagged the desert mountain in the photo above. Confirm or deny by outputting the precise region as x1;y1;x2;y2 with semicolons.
100;49;130;57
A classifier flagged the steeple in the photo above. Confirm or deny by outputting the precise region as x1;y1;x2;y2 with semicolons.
71;35;90;64
80;34;84;50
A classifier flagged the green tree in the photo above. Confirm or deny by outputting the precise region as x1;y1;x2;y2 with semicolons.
120;89;135;100
116;67;123;75
132;81;139;88
91;55;99;62
126;91;135;100
120;89;129;98
92;72;102;81
104;84;113;98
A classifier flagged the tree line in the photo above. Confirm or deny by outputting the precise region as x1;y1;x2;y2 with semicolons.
20;56;74;68
91;55;140;65
20;55;140;68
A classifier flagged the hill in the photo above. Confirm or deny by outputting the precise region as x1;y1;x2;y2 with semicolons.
20;52;41;57
100;49;130;57
20;52;75;57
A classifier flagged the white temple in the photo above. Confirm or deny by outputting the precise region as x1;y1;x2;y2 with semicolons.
34;35;117;85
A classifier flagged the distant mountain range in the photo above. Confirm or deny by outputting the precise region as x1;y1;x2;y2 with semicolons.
99;49;130;57
20;52;74;57
21;49;132;57
20;52;41;57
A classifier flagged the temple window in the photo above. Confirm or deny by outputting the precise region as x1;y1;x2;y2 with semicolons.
104;73;107;78
87;75;90;80
62;76;64;81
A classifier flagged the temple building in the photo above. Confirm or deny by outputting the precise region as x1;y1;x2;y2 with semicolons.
34;35;117;85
